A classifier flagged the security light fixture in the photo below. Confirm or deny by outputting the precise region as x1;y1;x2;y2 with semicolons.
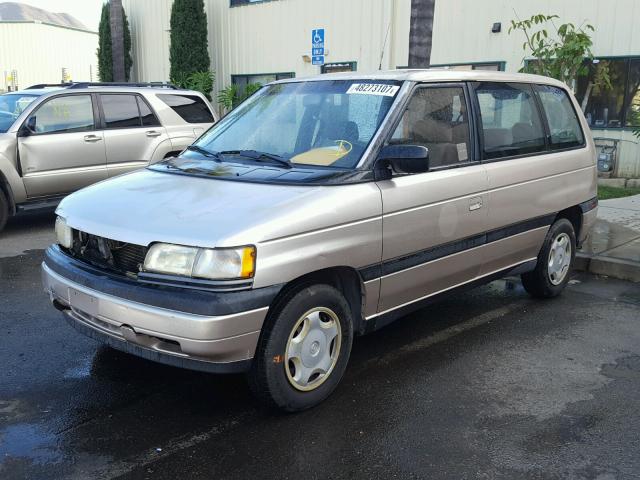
491;22;501;33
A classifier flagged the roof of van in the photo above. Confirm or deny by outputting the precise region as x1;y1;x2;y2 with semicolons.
272;69;568;88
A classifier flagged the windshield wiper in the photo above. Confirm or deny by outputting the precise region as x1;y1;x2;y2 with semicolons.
185;145;223;161
220;150;292;169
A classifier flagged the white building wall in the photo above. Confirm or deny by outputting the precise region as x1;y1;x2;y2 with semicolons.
0;22;98;90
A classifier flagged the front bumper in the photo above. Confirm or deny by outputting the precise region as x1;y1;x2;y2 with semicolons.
42;246;277;373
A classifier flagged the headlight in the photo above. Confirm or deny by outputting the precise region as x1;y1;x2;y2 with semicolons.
143;243;256;280
55;216;73;249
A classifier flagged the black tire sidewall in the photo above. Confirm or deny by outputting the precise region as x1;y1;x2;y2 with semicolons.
0;190;8;232
525;218;576;297
252;284;353;412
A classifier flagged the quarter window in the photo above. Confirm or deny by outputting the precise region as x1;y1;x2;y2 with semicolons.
101;94;141;128
476;82;546;159
390;86;471;168
137;97;160;126
158;94;214;123
30;94;94;134
535;85;584;149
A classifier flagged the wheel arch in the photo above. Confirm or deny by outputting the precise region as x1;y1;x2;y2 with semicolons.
555;205;583;241
266;266;366;335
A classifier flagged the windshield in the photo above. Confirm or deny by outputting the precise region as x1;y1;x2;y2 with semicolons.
0;94;39;133
192;80;400;169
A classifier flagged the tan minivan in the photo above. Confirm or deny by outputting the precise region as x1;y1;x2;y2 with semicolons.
42;70;597;411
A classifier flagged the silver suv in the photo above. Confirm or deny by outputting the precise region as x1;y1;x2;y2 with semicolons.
0;82;218;231
42;71;597;411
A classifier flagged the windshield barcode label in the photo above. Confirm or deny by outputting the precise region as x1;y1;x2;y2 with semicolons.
346;84;400;96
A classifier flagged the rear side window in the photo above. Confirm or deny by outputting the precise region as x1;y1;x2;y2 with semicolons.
390;86;471;168
476;82;546;159
535;85;585;149
158;94;214;123
101;94;141;128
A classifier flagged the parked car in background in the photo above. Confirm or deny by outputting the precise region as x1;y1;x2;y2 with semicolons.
0;82;217;231
42;70;597;411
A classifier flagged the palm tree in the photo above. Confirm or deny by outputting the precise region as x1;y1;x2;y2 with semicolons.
110;0;125;81
408;0;436;68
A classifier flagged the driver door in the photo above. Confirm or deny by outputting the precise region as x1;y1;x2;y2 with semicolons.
19;93;107;198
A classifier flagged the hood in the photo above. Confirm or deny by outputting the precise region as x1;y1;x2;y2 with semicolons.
57;168;382;248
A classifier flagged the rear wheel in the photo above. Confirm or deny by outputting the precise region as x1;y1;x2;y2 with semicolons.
521;218;576;298
248;284;353;412
0;189;9;233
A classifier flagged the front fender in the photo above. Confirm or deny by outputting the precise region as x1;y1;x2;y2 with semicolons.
0;151;27;208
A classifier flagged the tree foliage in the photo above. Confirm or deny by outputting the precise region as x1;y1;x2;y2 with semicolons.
170;0;210;84
96;2;133;82
509;14;603;89
217;83;262;112
97;3;112;82
174;71;215;100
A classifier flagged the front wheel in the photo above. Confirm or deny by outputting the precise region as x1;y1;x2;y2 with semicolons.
248;284;353;412
521;218;576;298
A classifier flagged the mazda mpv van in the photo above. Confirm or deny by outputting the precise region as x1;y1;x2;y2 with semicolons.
42;70;598;411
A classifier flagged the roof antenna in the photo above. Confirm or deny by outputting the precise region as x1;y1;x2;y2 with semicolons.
378;20;392;70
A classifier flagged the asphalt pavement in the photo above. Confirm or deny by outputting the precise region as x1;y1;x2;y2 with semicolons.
1;213;640;480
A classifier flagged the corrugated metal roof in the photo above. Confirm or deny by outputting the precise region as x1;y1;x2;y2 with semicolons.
0;2;87;30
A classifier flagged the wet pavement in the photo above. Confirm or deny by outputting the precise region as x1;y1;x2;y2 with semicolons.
581;194;640;263
2;215;640;479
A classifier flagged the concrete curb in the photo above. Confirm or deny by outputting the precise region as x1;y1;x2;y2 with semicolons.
575;252;640;283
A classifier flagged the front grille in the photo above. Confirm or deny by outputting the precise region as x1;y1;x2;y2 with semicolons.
67;230;147;277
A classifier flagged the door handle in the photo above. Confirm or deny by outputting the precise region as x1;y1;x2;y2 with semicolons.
146;130;162;137
83;135;102;142
469;197;483;211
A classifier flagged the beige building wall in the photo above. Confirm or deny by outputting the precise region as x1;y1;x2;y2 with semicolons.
0;22;98;90
431;0;640;178
123;0;410;88
123;0;640;177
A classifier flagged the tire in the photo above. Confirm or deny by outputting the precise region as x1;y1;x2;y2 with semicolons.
0;189;8;233
521;218;576;298
248;283;354;412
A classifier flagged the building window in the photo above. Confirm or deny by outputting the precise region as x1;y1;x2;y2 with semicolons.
321;62;357;74
427;62;505;71
230;0;275;6
231;72;294;93
576;57;640;129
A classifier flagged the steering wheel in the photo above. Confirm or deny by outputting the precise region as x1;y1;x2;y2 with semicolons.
333;139;353;156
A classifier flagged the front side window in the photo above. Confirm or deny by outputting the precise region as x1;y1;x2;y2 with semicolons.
0;94;39;132
185;80;400;169
389;86;471;168
101;94;141;128
535;85;584;149
476;82;545;159
158;94;214;123
30;94;94;134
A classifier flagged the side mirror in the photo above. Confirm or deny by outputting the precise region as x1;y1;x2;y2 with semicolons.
374;144;430;180
18;116;36;137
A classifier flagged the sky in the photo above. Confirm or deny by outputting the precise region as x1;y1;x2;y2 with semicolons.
12;0;105;31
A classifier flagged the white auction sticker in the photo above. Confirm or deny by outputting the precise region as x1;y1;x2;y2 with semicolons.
346;83;400;96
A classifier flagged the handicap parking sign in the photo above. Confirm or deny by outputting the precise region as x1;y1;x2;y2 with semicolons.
312;28;325;48
311;29;325;66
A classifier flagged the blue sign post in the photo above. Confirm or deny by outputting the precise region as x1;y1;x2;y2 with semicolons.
311;28;325;66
